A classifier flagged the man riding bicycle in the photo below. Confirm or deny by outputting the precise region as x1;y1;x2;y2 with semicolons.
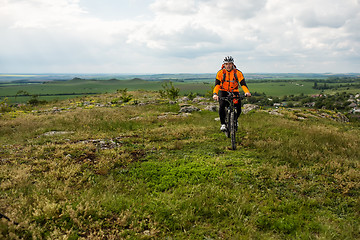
213;56;251;131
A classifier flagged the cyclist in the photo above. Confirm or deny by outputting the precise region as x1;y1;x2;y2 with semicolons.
213;56;251;131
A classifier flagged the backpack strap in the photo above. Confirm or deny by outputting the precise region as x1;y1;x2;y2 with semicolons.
220;69;226;91
234;69;239;83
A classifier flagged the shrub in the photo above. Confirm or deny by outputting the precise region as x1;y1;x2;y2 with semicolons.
117;88;133;103
110;98;120;104
160;81;180;100
187;92;197;100
0;98;12;112
27;95;47;106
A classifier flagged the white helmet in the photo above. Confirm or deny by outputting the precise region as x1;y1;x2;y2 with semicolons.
223;56;234;63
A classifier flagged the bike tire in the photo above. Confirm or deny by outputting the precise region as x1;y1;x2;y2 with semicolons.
225;108;230;138
230;111;236;150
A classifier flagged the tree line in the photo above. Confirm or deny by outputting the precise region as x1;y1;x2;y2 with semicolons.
245;91;358;112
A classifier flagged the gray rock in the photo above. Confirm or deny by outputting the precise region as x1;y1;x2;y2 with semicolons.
178;113;192;117
178;97;190;102
204;105;218;112
42;131;74;136
192;97;206;103
242;104;259;114
179;106;200;113
268;109;283;116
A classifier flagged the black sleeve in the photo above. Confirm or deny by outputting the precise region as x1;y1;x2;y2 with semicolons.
239;78;248;87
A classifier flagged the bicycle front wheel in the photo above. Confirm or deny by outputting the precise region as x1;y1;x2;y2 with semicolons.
225;108;230;138
230;111;236;150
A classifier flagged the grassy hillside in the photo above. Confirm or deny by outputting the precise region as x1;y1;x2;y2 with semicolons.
1;91;359;239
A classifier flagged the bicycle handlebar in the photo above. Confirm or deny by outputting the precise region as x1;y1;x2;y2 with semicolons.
218;94;245;101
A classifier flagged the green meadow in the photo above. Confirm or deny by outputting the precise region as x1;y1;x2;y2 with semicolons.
248;81;319;96
1;91;359;239
3;77;360;104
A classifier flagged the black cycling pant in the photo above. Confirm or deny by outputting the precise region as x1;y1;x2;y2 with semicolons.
218;91;241;124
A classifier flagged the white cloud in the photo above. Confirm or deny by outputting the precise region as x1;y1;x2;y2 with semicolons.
3;0;85;29
215;0;267;19
297;1;358;29
0;0;359;73
150;0;198;15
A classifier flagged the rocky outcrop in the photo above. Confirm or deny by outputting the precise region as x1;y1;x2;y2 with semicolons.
242;104;259;114
179;105;200;113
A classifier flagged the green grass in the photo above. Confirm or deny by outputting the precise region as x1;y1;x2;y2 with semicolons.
249;81;320;96
1;92;359;239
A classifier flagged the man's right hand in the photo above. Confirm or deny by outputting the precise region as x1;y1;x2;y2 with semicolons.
213;94;219;101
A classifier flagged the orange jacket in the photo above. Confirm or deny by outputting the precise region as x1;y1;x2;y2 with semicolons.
213;68;250;94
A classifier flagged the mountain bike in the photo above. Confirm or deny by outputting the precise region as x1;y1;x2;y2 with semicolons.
219;93;244;150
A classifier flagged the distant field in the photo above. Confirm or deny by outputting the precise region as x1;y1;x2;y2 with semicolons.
248;81;319;96
0;74;39;77
1;76;360;103
0;79;159;103
0;78;215;103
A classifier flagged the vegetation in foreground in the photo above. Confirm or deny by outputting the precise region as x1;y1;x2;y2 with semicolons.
0;91;359;239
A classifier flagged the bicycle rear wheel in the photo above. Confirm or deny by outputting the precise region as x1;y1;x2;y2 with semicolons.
230;111;236;150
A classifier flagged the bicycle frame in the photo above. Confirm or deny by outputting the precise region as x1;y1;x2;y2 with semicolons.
219;92;244;150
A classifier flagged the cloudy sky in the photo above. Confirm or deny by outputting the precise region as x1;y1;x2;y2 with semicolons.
0;0;359;73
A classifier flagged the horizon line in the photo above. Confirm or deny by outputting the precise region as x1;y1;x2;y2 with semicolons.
1;72;360;75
